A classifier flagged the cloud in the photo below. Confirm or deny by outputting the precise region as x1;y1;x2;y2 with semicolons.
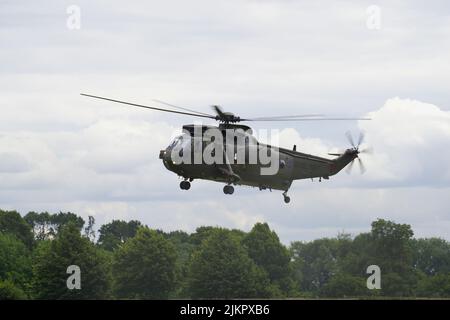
1;97;449;243
0;152;32;173
1;1;450;243
359;97;450;187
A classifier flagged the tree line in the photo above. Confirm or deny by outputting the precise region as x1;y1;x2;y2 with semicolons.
0;208;449;299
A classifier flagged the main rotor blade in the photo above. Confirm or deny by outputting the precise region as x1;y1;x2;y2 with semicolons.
246;114;325;120
243;117;372;122
212;105;225;117
152;99;214;117
81;94;216;120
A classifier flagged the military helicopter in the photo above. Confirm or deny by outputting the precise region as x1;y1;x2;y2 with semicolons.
81;93;371;203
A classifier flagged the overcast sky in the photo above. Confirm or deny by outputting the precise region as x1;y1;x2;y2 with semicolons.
1;0;450;243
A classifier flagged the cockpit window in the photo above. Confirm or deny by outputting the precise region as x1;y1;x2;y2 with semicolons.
168;136;182;149
168;140;176;148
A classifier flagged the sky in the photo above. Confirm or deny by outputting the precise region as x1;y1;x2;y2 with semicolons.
1;0;450;243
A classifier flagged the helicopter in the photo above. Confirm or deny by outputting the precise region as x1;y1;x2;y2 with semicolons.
81;93;371;203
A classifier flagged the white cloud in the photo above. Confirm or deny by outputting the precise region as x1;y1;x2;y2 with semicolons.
1;1;450;243
359;97;450;186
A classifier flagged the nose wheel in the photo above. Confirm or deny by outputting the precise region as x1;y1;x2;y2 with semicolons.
180;180;191;190
223;185;234;195
283;191;291;204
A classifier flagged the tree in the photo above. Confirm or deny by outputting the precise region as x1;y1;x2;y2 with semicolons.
97;220;142;251
411;238;450;276
416;273;450;298
188;228;271;299
337;220;418;297
112;227;177;299
320;274;367;298
84;216;96;242
0;209;34;248
32;223;111;299
190;226;246;246
338;233;376;276
159;230;195;298
24;211;53;241
291;239;340;294
0;279;27;300
369;219;417;296
24;211;85;241
0;232;32;294
243;223;293;294
381;272;417;297
370;219;414;274
189;226;218;246
52;212;85;233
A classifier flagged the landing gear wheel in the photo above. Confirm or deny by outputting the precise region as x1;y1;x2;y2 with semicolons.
223;185;234;195
180;181;191;190
283;191;290;204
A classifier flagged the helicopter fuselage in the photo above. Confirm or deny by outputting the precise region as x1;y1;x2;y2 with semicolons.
159;124;357;193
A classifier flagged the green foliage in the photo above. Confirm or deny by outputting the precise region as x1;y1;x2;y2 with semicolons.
320;274;367;298
416;273;450;297
290;238;340;294
32;223;111;299
411;238;450;276
189;226;246;246
159;230;195;298
84;216;96;242
243;223;290;281
52;212;85;232
0;232;32;293
0;209;34;248
112;227;177;299
24;211;85;241
370;219;414;274
1;208;450;299
189;226;217;246
98;220;142;251
339;233;377;276
243;223;293;295
381;272;417;297
188;228;271;299
0;279;27;300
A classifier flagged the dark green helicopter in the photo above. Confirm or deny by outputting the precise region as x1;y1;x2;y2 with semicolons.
81;94;371;203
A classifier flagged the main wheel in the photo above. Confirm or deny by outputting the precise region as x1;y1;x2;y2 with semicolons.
223;185;234;195
284;196;291;204
180;181;191;190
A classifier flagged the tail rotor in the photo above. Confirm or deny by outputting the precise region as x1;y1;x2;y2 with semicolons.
345;131;371;174
329;131;372;174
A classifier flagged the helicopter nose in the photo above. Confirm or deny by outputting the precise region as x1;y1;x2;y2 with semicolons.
160;148;175;166
159;149;173;161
